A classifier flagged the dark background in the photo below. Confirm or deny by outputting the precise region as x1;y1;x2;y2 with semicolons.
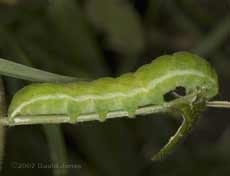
0;0;230;175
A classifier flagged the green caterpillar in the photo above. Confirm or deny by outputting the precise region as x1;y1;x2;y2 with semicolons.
8;52;218;124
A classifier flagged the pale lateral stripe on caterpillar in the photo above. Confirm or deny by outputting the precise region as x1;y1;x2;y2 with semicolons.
9;70;215;118
8;52;218;123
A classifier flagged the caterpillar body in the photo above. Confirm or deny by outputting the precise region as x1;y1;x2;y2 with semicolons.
8;52;218;123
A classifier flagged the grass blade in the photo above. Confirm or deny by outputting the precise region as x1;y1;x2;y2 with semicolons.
0;78;6;171
0;58;81;83
43;125;68;176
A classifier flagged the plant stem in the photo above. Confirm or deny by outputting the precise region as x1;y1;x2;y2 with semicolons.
2;93;198;126
0;96;229;126
206;101;230;108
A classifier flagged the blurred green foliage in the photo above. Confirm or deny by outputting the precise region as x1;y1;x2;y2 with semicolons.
0;0;229;175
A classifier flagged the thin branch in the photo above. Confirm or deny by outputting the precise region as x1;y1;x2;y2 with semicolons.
1;93;198;126
206;101;230;108
0;95;229;126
